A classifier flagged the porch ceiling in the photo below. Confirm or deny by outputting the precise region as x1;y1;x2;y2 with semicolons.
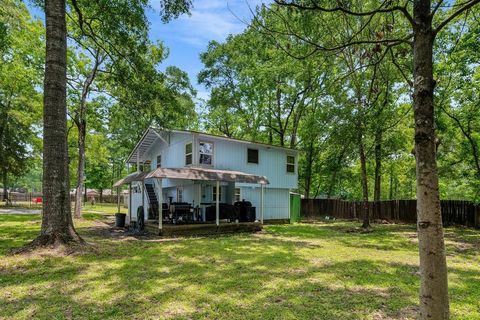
113;167;269;186
146;167;269;185
126;128;163;164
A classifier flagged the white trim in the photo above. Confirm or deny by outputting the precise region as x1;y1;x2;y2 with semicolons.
261;184;264;224
152;130;168;145
158;178;163;230
198;140;215;167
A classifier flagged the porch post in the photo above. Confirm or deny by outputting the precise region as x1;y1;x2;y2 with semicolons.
128;183;132;222
261;184;264;224
158;178;162;231
116;186;120;213
141;181;145;210
216;181;220;226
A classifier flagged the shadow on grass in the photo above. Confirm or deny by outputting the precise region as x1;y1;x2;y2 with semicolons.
0;217;478;319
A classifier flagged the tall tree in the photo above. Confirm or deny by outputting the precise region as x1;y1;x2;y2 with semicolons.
258;0;480;317
21;0;193;250
29;0;82;247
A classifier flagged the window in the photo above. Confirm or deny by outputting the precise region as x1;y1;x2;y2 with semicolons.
199;141;214;165
156;155;161;168
185;142;192;165
235;188;241;202
212;185;222;202
177;187;183;202
287;155;295;173
247;148;259;164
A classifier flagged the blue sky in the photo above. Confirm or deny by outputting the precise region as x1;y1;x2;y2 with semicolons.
148;0;263;101
27;0;263;102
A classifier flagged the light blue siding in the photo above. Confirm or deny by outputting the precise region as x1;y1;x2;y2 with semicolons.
129;130;297;221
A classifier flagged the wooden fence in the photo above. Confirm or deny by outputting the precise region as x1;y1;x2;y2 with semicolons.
1;192;124;204
301;199;480;227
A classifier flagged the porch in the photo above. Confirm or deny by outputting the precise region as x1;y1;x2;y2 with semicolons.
113;167;269;235
144;220;262;237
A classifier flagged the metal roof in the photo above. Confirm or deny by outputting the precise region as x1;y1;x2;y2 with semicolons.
113;167;269;186
113;172;149;187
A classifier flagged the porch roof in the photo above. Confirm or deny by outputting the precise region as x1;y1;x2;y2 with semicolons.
112;172;149;187
113;167;269;187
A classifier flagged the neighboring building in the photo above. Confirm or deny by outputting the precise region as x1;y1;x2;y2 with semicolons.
114;127;298;225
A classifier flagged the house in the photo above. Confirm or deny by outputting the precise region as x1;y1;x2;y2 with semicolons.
113;127;298;231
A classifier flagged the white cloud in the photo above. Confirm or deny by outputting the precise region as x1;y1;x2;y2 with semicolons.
149;0;265;47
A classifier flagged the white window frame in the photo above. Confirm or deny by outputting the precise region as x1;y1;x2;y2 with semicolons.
156;154;161;168
286;155;296;173
199;140;214;166
235;187;241;202
185;142;193;166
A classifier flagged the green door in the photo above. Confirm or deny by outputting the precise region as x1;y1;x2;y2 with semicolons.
290;193;301;223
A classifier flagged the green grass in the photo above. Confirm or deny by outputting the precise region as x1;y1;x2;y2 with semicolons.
0;201;127;214
82;202;127;214
0;216;479;319
0;201;42;210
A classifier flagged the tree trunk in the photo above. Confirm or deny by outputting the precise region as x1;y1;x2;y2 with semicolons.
413;1;449;318
358;130;370;229
99;188;103;203
2;169;8;204
374;129;382;201
74;121;86;218
73;52;101;218
304;139;315;198
17;0;83;251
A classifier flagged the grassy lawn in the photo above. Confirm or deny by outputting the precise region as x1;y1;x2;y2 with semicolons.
82;202;127;214
0;201;126;214
0;216;479;319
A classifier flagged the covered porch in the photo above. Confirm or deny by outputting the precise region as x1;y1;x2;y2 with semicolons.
113;167;269;235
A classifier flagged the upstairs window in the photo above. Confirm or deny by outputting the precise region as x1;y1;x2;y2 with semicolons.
199;141;214;165
156;155;161;168
185;142;192;165
247;148;259;164
287;155;295;173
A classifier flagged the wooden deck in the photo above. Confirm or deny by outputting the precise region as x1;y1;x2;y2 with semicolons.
145;221;263;237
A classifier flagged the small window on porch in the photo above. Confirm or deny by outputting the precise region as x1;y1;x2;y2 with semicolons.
177;187;183;202
235;188;241;202
199;141;214;165
287;155;295;173
185;142;192;165
212;185;222;202
156;155;161;168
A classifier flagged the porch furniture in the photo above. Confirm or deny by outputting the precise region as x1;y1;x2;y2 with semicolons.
205;203;238;222
170;202;194;224
234;200;256;222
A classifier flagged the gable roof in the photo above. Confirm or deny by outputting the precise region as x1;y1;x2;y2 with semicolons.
126;127;298;164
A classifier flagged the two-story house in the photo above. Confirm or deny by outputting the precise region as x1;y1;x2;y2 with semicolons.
114;127;298;229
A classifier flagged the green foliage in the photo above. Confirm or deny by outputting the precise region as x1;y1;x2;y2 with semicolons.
0;0;43;192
